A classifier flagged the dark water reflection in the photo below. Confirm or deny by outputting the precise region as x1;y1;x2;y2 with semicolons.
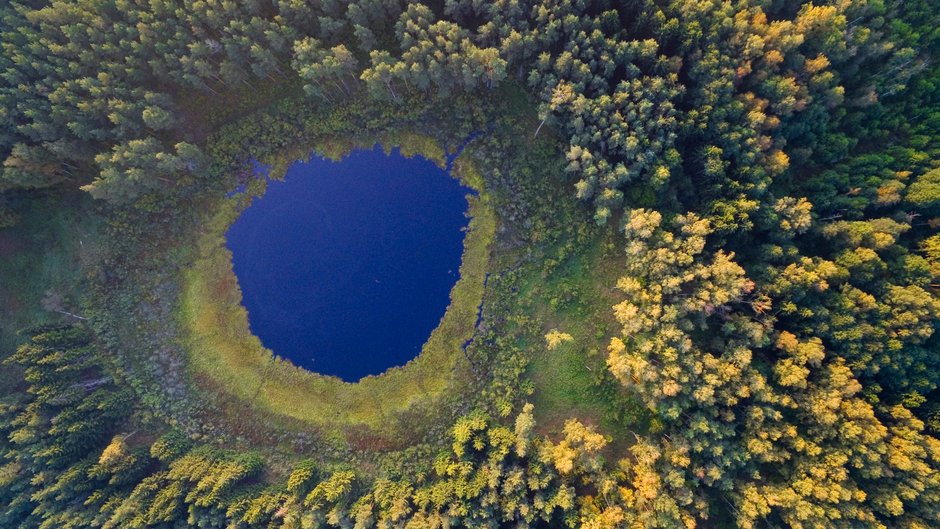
226;146;472;382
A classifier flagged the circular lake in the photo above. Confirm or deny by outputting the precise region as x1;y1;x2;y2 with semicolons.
226;146;472;382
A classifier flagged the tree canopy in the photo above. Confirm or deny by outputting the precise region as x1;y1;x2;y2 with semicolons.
1;0;939;528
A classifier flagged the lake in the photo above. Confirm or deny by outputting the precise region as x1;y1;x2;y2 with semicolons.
225;146;473;382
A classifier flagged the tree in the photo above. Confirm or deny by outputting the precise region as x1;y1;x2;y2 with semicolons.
907;167;940;208
2;143;70;190
83;139;206;203
534;81;574;138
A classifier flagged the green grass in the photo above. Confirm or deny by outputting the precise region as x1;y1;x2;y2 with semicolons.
521;227;650;448
0;190;101;352
176;136;496;437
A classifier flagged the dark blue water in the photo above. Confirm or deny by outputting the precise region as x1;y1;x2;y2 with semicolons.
226;146;472;382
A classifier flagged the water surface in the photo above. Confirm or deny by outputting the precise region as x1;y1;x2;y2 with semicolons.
226;146;472;382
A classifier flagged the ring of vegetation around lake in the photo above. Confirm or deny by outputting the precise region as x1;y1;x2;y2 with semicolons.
178;137;497;437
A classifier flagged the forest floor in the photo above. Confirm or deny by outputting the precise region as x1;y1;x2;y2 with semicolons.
0;189;101;351
521;227;650;454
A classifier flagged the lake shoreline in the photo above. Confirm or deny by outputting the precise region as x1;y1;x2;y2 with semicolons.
176;133;497;440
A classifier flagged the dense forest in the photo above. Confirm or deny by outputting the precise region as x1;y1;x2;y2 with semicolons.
1;0;939;528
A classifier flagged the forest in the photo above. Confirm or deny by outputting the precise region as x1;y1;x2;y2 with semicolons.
1;0;939;528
